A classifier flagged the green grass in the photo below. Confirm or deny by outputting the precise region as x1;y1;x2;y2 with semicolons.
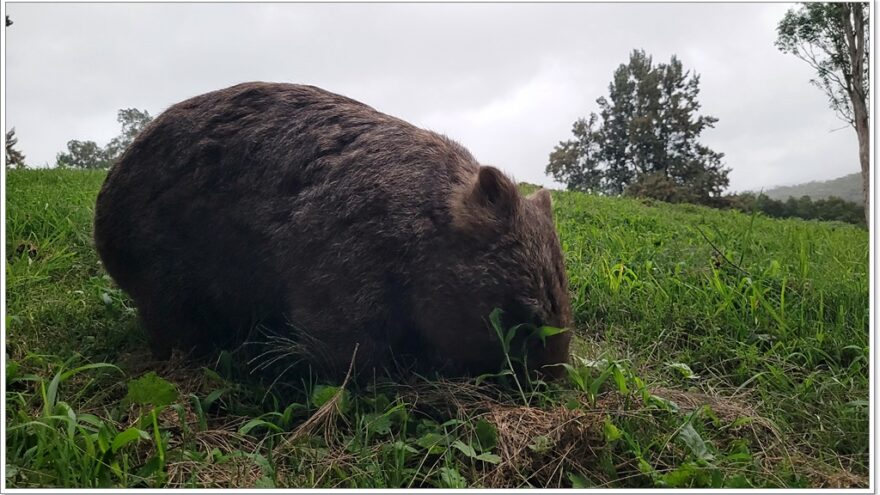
4;169;869;488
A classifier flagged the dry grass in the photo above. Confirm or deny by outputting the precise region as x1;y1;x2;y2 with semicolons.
479;397;614;487
166;456;264;488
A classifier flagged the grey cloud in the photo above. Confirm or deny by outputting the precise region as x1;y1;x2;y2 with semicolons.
5;2;861;190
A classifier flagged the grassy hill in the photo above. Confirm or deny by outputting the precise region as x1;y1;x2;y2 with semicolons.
760;172;862;203
5;169;869;488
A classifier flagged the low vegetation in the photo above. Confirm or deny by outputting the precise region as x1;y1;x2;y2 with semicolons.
725;192;865;228
760;172;863;205
5;169;869;488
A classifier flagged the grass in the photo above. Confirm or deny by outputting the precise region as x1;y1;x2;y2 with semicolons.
4;169;870;488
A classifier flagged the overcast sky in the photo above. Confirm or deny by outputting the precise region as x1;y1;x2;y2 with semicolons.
4;2;862;192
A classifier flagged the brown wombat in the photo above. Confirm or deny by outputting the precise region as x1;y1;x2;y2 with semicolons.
94;82;572;379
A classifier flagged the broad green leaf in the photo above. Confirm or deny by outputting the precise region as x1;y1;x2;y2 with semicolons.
475;452;501;464
255;477;275;488
535;325;568;345
637;456;654;475
488;308;504;334
667;362;700;379
76;413;105;428
603;419;622;442
125;372;178;408
364;413;392;436
678;422;714;461
568;472;593;488
728;416;754;429
589;364;614;397
724;474;753;488
136;456;162;479
311;385;351;413
439;467;467;488
46;368;64;412
416;432;446;454
111;427;149;453
561;363;586;391
390;440;418;455
201;388;227;410
660;461;698;487
97;423;112;453
6;360;19;382
648;394;680;412
611;363;629;393
474;418;497;451
451;439;477;458
311;385;339;407
725;452;753;463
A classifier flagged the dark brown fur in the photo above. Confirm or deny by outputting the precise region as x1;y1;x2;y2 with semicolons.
94;82;572;379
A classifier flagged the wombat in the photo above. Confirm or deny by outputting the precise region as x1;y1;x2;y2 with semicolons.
93;82;572;379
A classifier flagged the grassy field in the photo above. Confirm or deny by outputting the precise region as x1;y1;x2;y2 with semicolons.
4;168;870;488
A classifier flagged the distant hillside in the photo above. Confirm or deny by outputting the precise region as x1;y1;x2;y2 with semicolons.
761;173;862;203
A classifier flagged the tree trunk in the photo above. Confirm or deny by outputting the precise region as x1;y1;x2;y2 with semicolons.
851;4;869;228
855;109;870;227
841;3;869;227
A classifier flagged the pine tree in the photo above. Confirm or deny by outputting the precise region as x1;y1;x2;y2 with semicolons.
546;50;729;205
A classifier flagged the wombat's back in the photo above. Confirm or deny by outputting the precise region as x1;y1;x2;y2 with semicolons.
94;82;480;360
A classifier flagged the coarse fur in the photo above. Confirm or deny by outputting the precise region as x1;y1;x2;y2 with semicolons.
94;82;572;379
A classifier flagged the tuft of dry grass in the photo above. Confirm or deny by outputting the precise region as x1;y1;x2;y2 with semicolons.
166;456;264;488
479;396;617;487
275;344;359;453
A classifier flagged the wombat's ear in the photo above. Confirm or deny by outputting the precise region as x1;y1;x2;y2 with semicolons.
472;166;518;213
528;189;553;218
452;166;519;231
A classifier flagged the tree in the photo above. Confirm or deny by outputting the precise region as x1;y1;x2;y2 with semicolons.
104;108;153;162
547;49;729;205
56;140;111;169
5;128;27;169
725;191;865;227
777;3;870;225
545;114;603;192
54;108;152;169
625;172;693;203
